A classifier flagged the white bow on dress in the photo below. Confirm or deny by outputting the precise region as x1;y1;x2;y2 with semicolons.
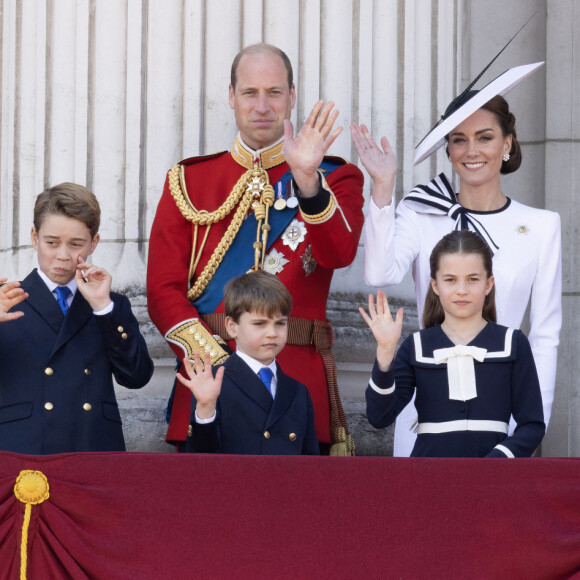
433;345;487;401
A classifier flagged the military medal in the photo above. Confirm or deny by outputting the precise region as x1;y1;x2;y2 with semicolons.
263;248;290;275
301;244;317;276
273;181;287;210
282;218;307;251
286;181;299;208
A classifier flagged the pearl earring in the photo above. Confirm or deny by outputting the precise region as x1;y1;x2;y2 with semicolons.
502;152;510;162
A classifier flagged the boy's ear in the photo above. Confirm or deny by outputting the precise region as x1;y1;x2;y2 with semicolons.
224;315;237;339
430;278;440;296
88;233;100;255
31;227;39;250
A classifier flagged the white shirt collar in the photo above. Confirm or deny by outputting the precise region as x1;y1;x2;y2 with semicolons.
235;349;277;377
36;268;78;296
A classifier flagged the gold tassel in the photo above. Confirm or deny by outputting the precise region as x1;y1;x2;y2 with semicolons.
14;470;50;580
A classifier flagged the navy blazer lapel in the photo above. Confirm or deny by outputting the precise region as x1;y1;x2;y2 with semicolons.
20;270;64;334
265;364;297;429
51;291;93;356
225;354;273;414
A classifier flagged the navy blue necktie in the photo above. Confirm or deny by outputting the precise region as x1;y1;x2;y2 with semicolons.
55;286;71;315
258;367;274;397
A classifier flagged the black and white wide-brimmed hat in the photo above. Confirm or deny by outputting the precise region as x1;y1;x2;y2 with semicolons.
413;61;544;166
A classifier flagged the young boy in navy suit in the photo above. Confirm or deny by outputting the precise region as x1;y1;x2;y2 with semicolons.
179;270;319;455
0;183;153;454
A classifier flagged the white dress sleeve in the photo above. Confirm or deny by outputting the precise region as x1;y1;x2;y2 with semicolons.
527;210;562;427
363;198;421;287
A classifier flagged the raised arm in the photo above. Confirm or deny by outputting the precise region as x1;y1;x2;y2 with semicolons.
283;101;343;197
176;351;225;421
359;291;403;371
0;279;28;322
350;123;396;208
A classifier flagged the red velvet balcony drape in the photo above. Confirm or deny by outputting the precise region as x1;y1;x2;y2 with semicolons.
1;452;579;579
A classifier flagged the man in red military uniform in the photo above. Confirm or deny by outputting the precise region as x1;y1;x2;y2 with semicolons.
147;43;364;454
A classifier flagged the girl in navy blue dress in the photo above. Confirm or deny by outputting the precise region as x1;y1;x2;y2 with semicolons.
360;230;545;457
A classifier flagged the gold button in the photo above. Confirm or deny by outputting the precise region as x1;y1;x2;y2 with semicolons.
83;403;92;412
117;326;124;332
264;431;271;439
198;338;207;346
44;368;53;376
44;402;54;411
289;433;297;442
84;368;91;376
121;333;128;339
187;425;193;437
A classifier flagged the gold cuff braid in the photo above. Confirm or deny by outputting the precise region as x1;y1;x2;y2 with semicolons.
299;172;337;224
166;319;230;367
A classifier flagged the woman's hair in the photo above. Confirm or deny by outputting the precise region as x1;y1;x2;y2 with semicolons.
480;95;521;174
422;230;497;328
444;93;521;174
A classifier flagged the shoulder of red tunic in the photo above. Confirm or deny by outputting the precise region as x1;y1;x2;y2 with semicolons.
178;151;230;167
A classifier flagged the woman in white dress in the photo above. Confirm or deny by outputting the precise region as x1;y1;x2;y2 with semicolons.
352;63;561;457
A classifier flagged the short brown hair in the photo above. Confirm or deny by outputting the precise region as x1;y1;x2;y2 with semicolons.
230;43;293;90
33;183;101;238
422;230;497;328
224;270;292;323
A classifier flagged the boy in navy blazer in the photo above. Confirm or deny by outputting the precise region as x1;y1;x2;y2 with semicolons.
179;270;318;455
0;183;153;454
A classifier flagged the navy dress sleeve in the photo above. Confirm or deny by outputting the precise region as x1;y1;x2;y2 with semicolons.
365;335;415;429
486;330;545;458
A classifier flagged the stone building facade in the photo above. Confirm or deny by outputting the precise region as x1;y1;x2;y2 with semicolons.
0;0;576;455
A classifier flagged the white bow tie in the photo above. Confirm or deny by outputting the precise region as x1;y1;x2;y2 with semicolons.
433;345;487;401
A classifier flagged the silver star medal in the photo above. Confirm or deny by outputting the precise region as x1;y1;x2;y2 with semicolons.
263;248;289;275
282;218;307;251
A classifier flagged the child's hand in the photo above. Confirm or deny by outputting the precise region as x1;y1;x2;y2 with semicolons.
359;291;403;371
75;257;113;312
176;351;224;420
0;278;28;322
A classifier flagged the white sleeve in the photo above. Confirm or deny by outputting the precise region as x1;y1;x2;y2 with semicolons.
527;211;562;427
363;198;421;287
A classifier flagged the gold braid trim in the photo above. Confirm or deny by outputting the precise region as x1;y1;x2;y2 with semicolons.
168;161;274;302
168;163;248;225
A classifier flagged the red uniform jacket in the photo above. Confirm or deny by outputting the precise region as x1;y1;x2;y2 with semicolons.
147;137;364;444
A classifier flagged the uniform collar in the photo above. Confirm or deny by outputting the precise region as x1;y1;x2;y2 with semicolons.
230;133;286;170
